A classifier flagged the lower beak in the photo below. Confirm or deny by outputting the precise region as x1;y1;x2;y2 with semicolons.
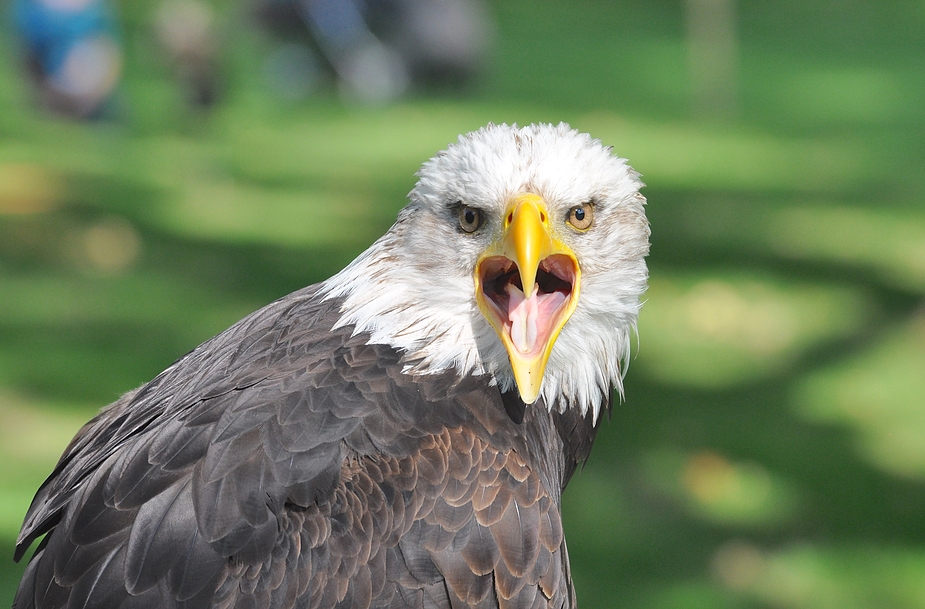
475;194;581;404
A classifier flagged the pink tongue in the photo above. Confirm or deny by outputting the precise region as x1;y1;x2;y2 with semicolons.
507;283;540;354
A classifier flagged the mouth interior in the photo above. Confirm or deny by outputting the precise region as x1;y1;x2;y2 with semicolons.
479;254;576;356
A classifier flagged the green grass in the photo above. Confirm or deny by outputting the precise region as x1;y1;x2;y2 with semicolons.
2;1;925;607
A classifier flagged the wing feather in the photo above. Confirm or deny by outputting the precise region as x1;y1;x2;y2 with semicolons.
125;478;194;594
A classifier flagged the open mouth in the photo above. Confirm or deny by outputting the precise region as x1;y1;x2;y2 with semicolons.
478;254;578;357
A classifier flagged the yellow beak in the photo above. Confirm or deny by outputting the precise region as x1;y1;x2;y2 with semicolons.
502;195;552;300
475;194;581;404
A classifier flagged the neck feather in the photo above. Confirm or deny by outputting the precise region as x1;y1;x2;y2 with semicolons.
317;229;633;423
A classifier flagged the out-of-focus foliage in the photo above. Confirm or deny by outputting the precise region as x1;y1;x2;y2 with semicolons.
2;1;924;607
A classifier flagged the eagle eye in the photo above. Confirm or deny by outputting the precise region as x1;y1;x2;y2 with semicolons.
458;205;483;233
567;202;594;231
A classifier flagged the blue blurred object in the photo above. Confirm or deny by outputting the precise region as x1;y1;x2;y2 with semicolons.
12;0;123;119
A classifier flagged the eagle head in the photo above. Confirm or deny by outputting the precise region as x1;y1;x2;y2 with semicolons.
322;122;649;420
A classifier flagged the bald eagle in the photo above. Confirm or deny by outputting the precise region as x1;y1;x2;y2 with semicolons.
14;123;649;609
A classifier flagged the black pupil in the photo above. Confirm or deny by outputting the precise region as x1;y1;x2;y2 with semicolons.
465;209;476;225
574;207;585;221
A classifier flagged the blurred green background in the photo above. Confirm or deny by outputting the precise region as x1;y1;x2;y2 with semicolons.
2;0;925;607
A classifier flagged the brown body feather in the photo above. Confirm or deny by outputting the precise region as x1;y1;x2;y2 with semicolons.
15;285;604;609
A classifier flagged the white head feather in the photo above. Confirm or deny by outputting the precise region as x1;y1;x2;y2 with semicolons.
320;123;649;421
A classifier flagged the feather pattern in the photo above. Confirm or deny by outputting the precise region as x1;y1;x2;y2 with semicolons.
14;293;595;609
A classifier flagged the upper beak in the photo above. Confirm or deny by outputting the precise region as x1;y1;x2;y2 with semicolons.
502;195;552;300
475;194;581;404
